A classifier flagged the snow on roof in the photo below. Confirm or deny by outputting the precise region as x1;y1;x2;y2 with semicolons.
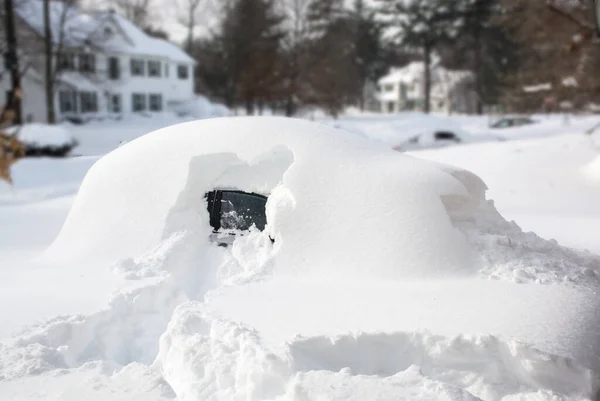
523;83;553;93
109;13;195;64
15;0;194;64
44;117;474;280
57;72;100;92
378;62;425;85
378;62;472;87
15;0;104;47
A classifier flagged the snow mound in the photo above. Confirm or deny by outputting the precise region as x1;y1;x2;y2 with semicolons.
169;96;231;119
44;116;477;281
152;306;599;401
5;124;74;147
15;117;600;400
583;155;600;181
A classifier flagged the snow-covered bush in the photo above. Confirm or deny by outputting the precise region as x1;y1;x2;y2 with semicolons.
5;124;77;158
169;96;231;119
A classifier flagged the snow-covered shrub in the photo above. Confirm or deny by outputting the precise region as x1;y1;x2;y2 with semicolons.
5;124;77;158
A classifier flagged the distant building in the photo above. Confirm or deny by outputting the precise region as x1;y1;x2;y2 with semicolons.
0;0;196;123
376;62;477;114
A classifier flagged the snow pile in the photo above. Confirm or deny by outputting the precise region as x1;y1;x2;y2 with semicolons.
5;124;74;148
2;117;600;400
583;155;600;181
169;96;231;119
328;112;501;150
44;117;473;281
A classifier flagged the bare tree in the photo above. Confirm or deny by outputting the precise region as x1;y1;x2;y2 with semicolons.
43;0;55;123
177;0;210;53
278;0;312;115
2;0;23;125
109;0;153;28
42;0;80;124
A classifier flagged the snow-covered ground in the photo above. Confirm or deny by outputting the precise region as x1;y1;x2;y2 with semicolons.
0;112;599;400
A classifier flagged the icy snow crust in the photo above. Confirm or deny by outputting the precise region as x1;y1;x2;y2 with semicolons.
4;117;600;400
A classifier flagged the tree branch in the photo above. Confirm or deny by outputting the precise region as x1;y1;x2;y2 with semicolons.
546;3;595;32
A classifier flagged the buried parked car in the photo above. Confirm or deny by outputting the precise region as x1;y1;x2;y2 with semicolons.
490;115;537;129
30;117;600;400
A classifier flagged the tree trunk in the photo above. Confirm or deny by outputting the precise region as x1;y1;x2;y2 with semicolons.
186;13;194;54
423;43;431;114
285;95;295;117
245;98;255;115
3;0;23;125
43;0;56;124
474;30;484;115
257;98;264;115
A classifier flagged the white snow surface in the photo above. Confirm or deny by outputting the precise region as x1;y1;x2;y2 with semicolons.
1;116;600;400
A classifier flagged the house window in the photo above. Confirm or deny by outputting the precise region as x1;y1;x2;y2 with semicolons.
387;101;394;113
131;59;145;76
57;53;75;71
110;94;121;113
177;64;188;79
165;63;169;77
58;90;77;113
384;84;394;92
79;54;96;73
149;94;162;111
148;60;161;77
80;91;98;112
108;57;120;80
132;93;146;111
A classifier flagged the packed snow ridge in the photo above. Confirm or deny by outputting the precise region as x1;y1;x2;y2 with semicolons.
2;117;600;400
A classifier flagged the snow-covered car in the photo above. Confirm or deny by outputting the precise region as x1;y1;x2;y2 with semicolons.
490;116;537;129
393;129;466;151
7;117;600;400
5;123;77;157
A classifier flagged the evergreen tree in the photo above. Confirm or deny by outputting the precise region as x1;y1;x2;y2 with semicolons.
351;0;387;110
376;0;463;113
304;0;360;116
453;0;519;114
209;0;284;112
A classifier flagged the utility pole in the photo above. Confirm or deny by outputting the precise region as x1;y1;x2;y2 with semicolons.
3;0;23;125
43;0;56;124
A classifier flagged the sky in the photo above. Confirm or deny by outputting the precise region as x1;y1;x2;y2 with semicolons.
81;0;217;44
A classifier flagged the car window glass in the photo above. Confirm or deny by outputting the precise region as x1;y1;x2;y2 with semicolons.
220;192;267;231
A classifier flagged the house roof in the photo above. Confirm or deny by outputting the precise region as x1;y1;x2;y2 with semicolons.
108;13;195;64
378;62;472;86
14;0;195;64
15;0;104;47
378;62;425;85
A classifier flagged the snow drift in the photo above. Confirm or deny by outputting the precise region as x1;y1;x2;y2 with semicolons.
4;117;599;400
44;116;475;280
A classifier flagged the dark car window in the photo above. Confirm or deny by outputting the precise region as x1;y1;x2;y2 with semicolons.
434;131;460;142
205;190;268;232
220;191;267;231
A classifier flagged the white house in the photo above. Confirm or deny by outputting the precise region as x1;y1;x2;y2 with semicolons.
376;62;477;114
0;0;196;123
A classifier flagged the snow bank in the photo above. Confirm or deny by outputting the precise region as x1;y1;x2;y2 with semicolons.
153;304;599;401
169;96;231;119
583;155;600;181
8;117;600;400
5;124;74;148
45;116;475;281
327;112;500;150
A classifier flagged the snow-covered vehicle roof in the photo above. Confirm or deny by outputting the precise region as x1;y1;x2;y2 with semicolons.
35;117;600;399
332;113;502;151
